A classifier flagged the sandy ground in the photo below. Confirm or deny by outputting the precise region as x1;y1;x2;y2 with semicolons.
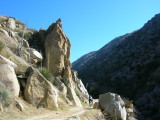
24;107;88;120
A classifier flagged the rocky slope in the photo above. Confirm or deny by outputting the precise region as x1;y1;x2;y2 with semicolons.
73;13;160;120
0;16;89;113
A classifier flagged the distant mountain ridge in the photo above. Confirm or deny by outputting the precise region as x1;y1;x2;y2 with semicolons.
72;13;160;120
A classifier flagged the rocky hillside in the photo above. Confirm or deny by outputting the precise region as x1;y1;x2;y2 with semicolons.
73;13;160;120
0;16;89;114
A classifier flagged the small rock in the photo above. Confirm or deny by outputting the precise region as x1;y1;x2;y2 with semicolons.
16;100;24;111
26;48;43;62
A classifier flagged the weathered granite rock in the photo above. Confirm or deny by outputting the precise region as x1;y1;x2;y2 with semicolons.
0;55;17;68
26;48;43;62
24;67;58;110
0;28;9;37
15;100;24;111
44;19;82;107
0;55;19;97
99;92;126;120
53;77;67;95
44;20;71;76
7;18;16;30
72;70;89;103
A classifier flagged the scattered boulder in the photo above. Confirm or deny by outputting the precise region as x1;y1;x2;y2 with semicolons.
0;55;19;97
99;92;126;120
24;67;58;110
26;48;43;62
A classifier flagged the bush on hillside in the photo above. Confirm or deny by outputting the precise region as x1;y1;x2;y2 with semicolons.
18;31;33;40
136;87;160;120
38;67;53;82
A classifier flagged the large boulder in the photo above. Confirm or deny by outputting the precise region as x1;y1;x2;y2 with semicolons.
0;55;20;97
1;48;29;75
24;67;58;110
99;92;126;120
0;55;17;68
53;77;67;95
26;48;43;62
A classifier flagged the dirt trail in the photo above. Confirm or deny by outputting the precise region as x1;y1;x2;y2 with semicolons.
24;107;89;120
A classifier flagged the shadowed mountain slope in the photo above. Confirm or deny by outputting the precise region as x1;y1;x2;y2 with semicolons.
73;13;160;120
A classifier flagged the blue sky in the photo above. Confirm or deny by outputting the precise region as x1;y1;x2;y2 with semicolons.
0;0;160;62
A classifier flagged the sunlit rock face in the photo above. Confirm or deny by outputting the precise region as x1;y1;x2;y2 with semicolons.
44;19;82;107
0;55;20;97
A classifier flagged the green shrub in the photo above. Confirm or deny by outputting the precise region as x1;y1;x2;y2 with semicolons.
38;67;53;82
18;31;32;40
0;89;9;106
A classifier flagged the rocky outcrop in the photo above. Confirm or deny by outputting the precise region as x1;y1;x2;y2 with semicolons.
44;19;71;76
24;67;58;110
0;55;20;97
7;18;16;30
99;92;126;120
0;16;86;112
0;28;9;37
72;71;89;103
44;19;82;107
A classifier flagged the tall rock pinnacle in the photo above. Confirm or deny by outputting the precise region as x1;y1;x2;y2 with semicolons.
44;19;82;107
